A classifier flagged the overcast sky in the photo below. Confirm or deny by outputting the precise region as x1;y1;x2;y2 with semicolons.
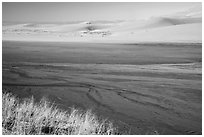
2;2;201;23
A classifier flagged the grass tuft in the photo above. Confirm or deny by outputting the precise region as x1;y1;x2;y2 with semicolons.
2;92;118;135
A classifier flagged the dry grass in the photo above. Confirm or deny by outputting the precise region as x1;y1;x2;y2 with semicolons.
2;92;118;135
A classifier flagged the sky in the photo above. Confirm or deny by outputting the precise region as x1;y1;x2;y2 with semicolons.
2;2;201;23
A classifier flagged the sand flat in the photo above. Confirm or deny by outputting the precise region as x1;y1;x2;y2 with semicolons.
2;41;202;134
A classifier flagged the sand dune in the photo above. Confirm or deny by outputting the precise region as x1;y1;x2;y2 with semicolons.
109;23;201;43
142;16;201;29
2;7;201;43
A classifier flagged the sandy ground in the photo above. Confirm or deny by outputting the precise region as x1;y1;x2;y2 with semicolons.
2;41;202;134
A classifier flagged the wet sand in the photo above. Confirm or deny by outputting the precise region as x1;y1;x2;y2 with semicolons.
2;41;202;134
